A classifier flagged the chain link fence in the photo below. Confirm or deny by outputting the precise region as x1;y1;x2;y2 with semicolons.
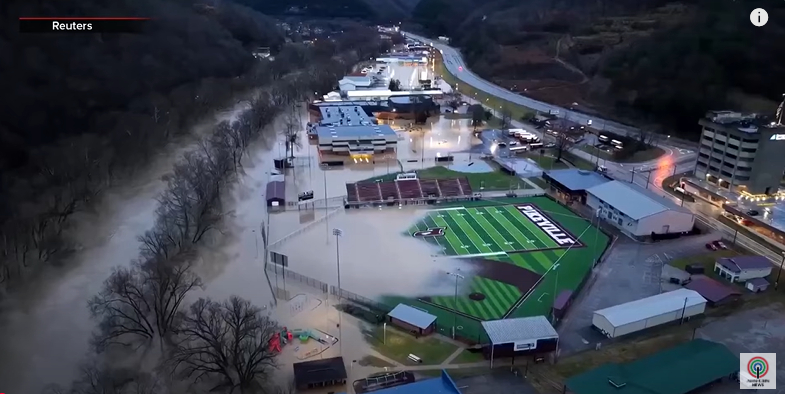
265;264;329;294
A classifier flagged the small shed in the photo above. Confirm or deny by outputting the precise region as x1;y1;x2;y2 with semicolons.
266;181;285;207
481;316;559;367
746;277;770;293
684;275;741;306
663;265;691;285
551;290;574;321
387;304;437;336
293;356;347;390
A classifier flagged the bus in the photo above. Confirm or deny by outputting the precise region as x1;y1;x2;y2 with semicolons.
611;139;623;148
598;135;610;143
509;146;528;154
528;142;544;150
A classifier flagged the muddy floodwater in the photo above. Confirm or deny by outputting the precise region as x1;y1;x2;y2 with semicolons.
0;88;481;392
269;208;479;300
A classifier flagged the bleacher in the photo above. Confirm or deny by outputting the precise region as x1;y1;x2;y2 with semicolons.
436;179;463;197
419;179;440;197
356;182;382;202
379;181;399;201
397;180;423;199
346;183;360;203
344;176;472;206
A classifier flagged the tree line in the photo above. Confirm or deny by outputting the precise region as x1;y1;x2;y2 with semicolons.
0;0;287;292
43;29;385;394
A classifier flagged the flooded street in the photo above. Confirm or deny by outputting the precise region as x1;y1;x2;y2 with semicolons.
0;88;483;392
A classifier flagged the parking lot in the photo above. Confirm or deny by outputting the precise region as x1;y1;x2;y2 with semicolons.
557;232;720;354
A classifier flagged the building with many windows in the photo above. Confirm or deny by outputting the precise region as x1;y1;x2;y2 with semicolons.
694;110;785;196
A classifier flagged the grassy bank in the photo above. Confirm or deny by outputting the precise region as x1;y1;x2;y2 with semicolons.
436;57;534;122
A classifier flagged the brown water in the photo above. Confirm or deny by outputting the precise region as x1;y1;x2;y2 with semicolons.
0;89;480;392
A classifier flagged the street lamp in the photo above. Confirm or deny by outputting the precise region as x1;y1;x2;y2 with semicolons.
776;252;785;289
333;228;343;353
592;209;601;267
446;269;464;339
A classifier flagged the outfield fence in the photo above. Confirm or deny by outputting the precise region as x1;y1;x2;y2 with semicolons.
265;264;329;294
329;285;392;312
268;207;343;249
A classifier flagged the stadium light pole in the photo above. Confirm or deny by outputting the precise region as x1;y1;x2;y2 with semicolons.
551;263;560;324
324;168;330;244
333;228;344;353
446;269;464;339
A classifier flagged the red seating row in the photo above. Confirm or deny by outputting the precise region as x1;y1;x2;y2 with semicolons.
437;179;462;197
397;180;422;199
346;183;359;202
356;182;382;202
344;177;471;203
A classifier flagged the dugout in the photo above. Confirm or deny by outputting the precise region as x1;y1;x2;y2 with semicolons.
481;316;559;367
543;169;610;204
293;356;347;391
387;303;437;336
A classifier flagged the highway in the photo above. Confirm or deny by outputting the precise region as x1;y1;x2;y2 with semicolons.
403;31;700;150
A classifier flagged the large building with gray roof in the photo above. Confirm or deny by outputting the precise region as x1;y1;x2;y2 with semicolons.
586;180;695;238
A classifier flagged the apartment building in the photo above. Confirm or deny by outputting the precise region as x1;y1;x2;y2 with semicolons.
695;110;785;196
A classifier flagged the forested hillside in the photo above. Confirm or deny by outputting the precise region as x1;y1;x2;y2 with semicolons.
2;0;283;170
0;0;384;289
412;0;785;137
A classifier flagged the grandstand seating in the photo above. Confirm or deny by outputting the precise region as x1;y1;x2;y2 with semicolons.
457;178;472;194
437;179;463;197
379;181;399;201
345;183;359;202
419;179;440;197
396;180;423;199
356;182;382;202
344;177;471;204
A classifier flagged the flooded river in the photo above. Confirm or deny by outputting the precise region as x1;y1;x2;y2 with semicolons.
0;100;479;392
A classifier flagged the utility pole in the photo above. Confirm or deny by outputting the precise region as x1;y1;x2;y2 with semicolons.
446;269;464;339
776;252;785;289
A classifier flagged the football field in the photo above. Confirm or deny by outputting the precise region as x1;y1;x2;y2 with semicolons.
405;197;609;330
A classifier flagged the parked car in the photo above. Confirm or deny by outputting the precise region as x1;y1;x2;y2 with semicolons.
714;241;728;249
746;210;759;216
705;242;718;251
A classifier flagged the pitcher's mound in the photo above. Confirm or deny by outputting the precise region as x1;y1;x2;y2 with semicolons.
469;292;486;301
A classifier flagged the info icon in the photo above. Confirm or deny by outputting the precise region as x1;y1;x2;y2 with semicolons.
751;8;768;27
740;353;776;389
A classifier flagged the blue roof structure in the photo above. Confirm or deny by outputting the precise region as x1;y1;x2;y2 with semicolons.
388;304;437;329
546;169;610;191
338;371;462;394
315;125;396;139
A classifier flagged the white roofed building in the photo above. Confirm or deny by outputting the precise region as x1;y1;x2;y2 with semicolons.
592;289;707;338
586;180;695;239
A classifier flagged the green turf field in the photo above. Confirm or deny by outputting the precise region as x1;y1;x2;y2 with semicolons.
385;196;610;342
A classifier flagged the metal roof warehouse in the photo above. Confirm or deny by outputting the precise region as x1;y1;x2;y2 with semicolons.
586;180;695;238
592;289;706;338
565;339;739;394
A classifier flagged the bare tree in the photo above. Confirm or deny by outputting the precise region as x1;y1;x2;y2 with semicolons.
500;105;512;129
88;258;202;352
166;296;280;393
281;112;301;161
43;358;161;394
554;131;576;162
468;104;485;130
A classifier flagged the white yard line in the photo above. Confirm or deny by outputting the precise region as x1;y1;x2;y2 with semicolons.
468;208;518;251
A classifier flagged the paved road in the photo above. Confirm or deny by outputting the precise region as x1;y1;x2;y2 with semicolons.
404;32;655;140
